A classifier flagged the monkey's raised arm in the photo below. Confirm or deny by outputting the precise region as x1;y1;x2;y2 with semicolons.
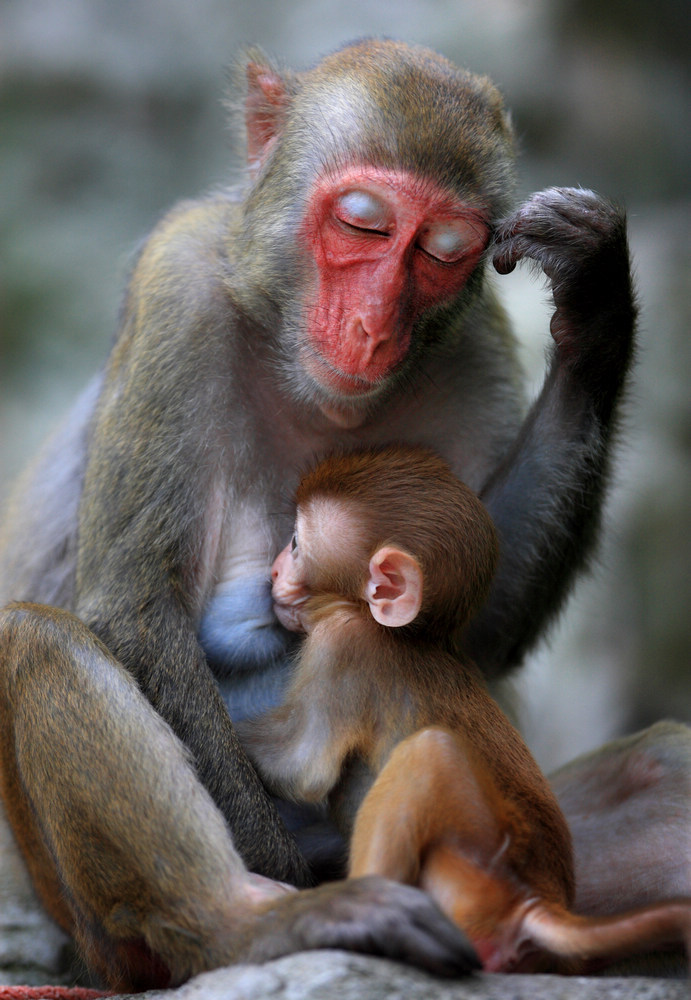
465;188;636;675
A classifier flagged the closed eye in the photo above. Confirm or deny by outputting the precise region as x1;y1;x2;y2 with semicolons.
416;244;458;265
334;189;393;234
417;222;472;264
341;220;391;238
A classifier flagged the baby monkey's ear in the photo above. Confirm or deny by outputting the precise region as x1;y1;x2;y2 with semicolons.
364;546;423;627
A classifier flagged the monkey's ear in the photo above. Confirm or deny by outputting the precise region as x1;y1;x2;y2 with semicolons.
365;547;423;628
245;63;289;177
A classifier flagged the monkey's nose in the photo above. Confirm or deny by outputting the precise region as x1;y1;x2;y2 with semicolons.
350;316;410;378
355;317;389;345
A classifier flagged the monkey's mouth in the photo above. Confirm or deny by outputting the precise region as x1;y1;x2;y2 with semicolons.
306;351;384;399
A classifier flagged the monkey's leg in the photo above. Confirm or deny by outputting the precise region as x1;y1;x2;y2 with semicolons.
0;602;272;989
350;728;500;887
0;604;477;989
349;728;563;972
351;727;691;974
519;897;691;975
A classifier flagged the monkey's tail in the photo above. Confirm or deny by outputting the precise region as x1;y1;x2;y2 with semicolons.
523;897;691;974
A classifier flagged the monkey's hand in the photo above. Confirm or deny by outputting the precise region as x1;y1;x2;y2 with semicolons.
237;876;480;976
492;187;636;409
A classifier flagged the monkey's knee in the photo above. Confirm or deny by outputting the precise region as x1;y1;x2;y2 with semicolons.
0;601;41;671
1;600;71;633
0;601;99;690
390;726;472;772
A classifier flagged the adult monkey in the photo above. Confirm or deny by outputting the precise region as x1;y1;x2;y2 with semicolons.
0;39;637;989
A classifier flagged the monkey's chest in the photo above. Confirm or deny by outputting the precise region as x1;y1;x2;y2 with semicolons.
197;498;295;719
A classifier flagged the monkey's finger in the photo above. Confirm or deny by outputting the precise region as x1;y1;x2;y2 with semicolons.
496;188;593;242
367;882;482;976
244;876;480;976
492;187;626;277
492;225;565;277
492;254;517;275
320;878;481;976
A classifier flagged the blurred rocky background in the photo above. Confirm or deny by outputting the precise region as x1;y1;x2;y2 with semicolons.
1;0;689;772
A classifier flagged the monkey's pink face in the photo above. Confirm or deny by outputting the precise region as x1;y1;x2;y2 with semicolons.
300;166;489;412
271;500;359;632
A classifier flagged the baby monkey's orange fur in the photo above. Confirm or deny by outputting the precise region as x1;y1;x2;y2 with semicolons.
239;444;691;973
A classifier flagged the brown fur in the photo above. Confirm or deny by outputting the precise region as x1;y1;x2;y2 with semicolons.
241;445;691;973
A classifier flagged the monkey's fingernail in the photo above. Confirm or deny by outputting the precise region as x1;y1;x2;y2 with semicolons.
493;255;516;275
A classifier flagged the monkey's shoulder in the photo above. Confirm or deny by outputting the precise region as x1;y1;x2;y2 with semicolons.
129;193;241;302
148;191;241;247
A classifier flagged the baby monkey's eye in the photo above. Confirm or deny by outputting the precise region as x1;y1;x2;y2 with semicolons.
291;534;298;552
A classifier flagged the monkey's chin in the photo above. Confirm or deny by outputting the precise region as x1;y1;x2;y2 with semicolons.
273;601;307;634
303;352;384;427
313;376;384;429
317;400;369;429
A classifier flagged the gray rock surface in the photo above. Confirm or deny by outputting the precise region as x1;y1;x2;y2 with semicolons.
99;952;688;1000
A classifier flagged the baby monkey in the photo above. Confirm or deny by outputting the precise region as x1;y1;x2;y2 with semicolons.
238;444;691;973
